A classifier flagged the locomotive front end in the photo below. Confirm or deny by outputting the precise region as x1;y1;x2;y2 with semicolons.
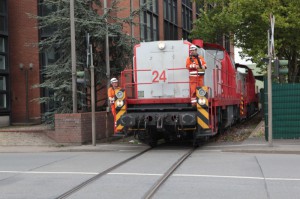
118;40;214;146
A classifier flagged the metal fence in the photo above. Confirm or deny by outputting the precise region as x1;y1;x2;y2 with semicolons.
263;78;300;140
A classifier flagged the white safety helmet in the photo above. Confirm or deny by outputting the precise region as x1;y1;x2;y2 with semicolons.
110;77;118;83
189;45;197;51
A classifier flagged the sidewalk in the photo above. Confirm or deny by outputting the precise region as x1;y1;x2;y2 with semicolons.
0;124;57;147
203;120;300;154
0;122;299;153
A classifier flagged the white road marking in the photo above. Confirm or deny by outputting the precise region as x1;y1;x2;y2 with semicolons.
109;172;300;181
174;174;300;181
108;172;162;176
204;144;267;148
0;171;97;175
199;150;222;152
174;174;264;180
1;171;300;181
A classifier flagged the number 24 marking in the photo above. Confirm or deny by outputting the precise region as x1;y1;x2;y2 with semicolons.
152;70;167;82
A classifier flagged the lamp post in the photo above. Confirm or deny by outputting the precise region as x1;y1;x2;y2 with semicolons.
19;63;33;123
70;0;77;113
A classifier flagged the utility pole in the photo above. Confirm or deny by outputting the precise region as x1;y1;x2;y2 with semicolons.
268;14;275;147
104;0;110;84
104;0;110;140
90;45;96;146
70;0;77;113
130;0;134;66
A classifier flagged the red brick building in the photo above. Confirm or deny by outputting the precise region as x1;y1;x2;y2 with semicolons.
3;0;233;126
8;0;41;125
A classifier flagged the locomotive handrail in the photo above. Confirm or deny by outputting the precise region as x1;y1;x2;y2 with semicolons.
121;68;197;99
207;86;215;132
213;67;237;99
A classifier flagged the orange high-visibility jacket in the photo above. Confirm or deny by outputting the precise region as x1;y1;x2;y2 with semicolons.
108;86;121;132
108;86;121;117
108;87;116;99
186;55;207;98
186;55;207;70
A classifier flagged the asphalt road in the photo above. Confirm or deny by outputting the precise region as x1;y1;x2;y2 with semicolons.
0;144;300;199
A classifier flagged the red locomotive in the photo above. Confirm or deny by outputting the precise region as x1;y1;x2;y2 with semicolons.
112;40;258;146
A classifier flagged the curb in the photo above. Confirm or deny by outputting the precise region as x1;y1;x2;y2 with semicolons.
222;148;300;155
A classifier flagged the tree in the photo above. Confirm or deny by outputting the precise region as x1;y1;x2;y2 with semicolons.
191;0;300;82
34;0;141;125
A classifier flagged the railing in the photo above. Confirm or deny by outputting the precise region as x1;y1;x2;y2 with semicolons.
213;67;237;99
121;68;193;99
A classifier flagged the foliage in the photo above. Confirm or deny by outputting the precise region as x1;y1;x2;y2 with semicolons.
33;0;140;125
191;0;300;82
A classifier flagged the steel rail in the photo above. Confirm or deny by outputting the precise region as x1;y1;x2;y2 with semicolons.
55;148;151;199
143;148;195;199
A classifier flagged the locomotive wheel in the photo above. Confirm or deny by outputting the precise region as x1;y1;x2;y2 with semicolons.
148;140;157;148
192;130;199;147
217;107;225;134
163;132;171;144
145;128;157;148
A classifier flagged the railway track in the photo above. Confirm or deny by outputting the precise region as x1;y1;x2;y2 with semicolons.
55;148;151;199
143;148;195;199
57;111;258;199
55;146;196;199
213;110;262;143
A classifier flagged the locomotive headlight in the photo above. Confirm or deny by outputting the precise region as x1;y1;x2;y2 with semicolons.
116;91;124;99
198;88;206;97
198;97;206;105
158;41;166;50
116;99;124;108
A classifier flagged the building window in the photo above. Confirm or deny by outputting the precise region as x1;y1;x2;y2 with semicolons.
196;0;204;17
0;76;5;91
0;37;5;71
39;1;57;37
0;76;7;108
0;15;6;33
182;0;192;40
0;0;7;34
140;0;159;41
0;0;7;111
0;37;5;52
0;93;6;108
39;1;60;114
182;0;192;7
0;55;5;70
0;0;6;14
164;0;178;40
44;48;57;66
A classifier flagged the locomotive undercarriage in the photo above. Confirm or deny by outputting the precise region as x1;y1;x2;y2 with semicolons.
120;109;212;147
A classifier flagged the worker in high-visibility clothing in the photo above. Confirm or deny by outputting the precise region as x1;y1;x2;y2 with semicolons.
186;45;207;103
107;77;120;131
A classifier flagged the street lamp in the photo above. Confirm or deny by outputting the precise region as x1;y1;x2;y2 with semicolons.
19;63;33;123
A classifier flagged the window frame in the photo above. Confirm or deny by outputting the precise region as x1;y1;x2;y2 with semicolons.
163;0;178;40
140;0;159;41
181;0;192;40
0;0;8;111
0;0;7;35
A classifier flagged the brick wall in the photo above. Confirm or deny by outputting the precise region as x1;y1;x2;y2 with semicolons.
8;0;41;123
117;0;140;40
48;112;114;144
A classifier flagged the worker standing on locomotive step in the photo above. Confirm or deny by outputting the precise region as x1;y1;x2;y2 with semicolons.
186;45;207;103
107;77;120;132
